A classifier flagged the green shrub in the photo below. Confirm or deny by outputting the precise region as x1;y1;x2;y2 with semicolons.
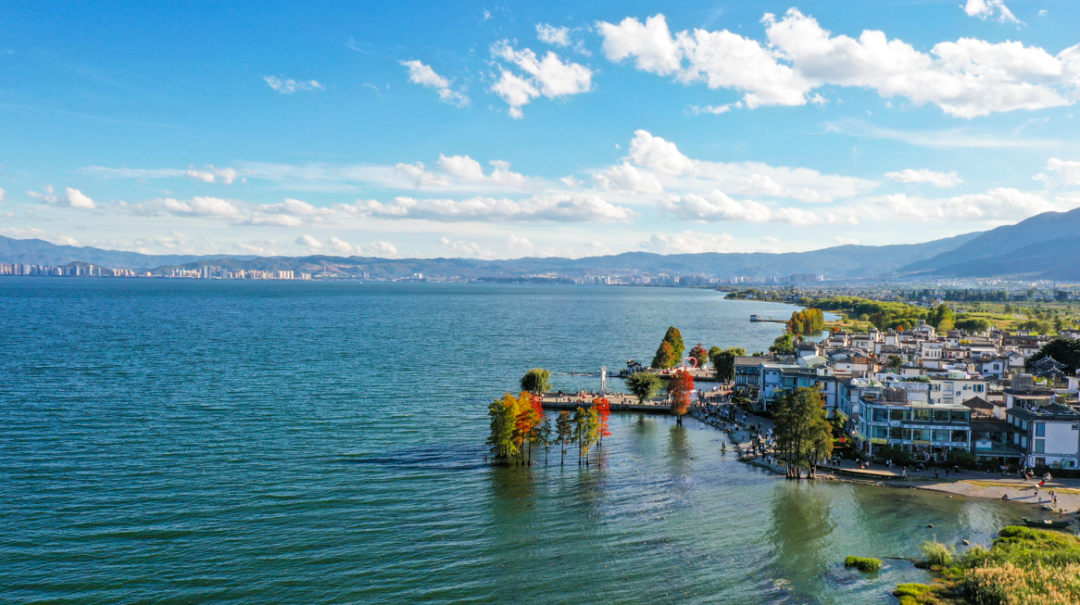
844;556;882;572
921;541;955;568
893;583;937;605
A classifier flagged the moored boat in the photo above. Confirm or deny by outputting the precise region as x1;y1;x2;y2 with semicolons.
1021;517;1072;529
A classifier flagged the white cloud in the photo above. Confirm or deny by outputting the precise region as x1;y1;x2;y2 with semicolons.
263;75;324;94
639;231;738;254
690;104;732;115
185;165;239;185
833;236;861;246
437;155;526;187
661;191;857;225
1034;158;1080;187
27;185;98;209
879;188;1068;221
626;130;877;202
592;162;663;194
490;41;592;117
296;234;323;249
235;242;278;256
598;10;1078;118
262;198;336;216
0;187;6;202
964;0;1020;24
438;237;492;258
351;192;637;223
395;162;452;188
57;235;79;246
400;60;469;107
116;196;242;217
628;130;695;175
368;241;398;257
885;169;963;188
536;24;571;47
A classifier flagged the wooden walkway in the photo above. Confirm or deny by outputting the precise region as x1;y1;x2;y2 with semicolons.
540;395;673;414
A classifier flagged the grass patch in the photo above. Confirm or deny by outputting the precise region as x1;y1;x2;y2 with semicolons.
844;556;882;572
896;526;1080;605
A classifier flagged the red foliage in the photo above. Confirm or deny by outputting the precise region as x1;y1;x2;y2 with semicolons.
593;396;612;437
667;369;694;417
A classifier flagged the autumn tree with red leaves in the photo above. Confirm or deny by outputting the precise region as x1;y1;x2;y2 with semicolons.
592;396;611;446
667;369;694;425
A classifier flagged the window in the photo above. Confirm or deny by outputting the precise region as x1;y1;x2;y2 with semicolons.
913;409;930;421
975;384;985;392
911;429;930;441
890;409;907;421
932;429;949;442
1022;420;1028;431
1036;423;1045;437
952;430;968;443
1034;439;1045;453
889;427;905;440
872;426;888;438
951;411;968;423
933;410;950;423
872;408;887;422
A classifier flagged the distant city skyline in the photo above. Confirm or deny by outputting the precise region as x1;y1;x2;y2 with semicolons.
2;1;1080;259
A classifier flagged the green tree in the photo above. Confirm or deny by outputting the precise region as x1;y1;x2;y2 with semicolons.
651;326;685;369
770;333;795;356
626;371;661;403
486;393;519;462
572;406;601;466
711;349;737;383
537;416;553;466
772;387;830;478
1027;338;1080;375
688;342;708;368
887;355;903;368
555;411;573;467
520;368;552;394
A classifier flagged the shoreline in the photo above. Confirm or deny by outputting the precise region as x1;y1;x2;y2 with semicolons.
693;411;1080;521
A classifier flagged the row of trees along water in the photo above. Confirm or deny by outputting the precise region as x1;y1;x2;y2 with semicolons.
486;369;611;467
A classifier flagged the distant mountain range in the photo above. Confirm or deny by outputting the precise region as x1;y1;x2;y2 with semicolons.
900;206;1080;280
1;231;984;280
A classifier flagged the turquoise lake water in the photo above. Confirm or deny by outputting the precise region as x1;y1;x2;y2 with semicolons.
0;280;1031;604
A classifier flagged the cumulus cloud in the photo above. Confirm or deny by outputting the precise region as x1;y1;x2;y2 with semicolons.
1034;158;1080;187
833;236;861;246
639;231;738;254
964;0;1020;24
598;9;1078;118
185;165;239;185
350;192;637;223
437;155;526;187
27;185;98;209
368;241;398;256
690;104;732;115
263;75;324;94
0;187;6;202
592;162;663;194
661;191;857;225
395;162;452;188
626;130;876;202
879;188;1066;221
885;169;963;188
490;41;592;117
113;196;335;228
536;24;572;47
400;60;469;107
438;237;493;258
296;234;323;249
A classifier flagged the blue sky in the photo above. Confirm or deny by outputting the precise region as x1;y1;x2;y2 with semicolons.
3;0;1080;259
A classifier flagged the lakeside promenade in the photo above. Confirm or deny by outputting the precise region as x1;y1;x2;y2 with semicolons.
693;404;1080;518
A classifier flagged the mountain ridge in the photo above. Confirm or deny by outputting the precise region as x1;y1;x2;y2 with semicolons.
1;231;980;279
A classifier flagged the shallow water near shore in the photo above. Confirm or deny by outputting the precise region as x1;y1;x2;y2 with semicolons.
0;280;1030;604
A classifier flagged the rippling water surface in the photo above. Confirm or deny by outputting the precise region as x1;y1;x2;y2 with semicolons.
1;280;1029;604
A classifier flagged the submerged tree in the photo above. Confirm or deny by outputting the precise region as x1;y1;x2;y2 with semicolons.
667;369;694;425
626;371;661;403
651;326;685;369
593;396;612;445
536;415;553;466
572;407;601;466
520;368;552;394
555;411;573;467
487;393;520;462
